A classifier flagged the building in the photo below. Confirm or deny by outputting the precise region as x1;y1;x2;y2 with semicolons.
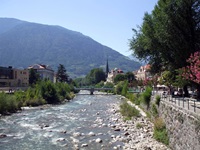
135;64;151;80
28;64;54;82
0;66;29;87
106;68;124;83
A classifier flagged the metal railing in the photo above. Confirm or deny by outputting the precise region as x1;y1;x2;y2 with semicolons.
153;92;199;113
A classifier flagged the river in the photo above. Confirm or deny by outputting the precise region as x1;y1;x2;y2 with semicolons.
0;91;125;150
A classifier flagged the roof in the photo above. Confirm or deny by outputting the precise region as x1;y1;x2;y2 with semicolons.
28;64;53;71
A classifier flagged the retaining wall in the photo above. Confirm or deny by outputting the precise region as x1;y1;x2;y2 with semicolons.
158;100;200;150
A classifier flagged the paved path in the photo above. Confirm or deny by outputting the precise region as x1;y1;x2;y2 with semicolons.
153;92;200;115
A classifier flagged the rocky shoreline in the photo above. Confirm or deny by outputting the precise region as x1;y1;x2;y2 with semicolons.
0;93;171;150
107;99;171;150
66;95;171;150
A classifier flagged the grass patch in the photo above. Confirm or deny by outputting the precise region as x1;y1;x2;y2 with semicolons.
120;101;140;120
136;122;143;129
153;117;169;145
151;103;159;118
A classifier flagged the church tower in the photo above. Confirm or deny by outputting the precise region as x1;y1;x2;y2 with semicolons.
106;58;109;77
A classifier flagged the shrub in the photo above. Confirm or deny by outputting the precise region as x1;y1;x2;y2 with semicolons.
151;103;159;118
126;93;135;102
141;86;152;110
25;98;46;107
115;81;124;94
153;117;169;145
40;81;59;104
95;81;104;88
134;94;142;105
0;92;20;114
121;80;128;96
55;82;71;100
120;101;140;120
155;95;161;106
103;82;114;93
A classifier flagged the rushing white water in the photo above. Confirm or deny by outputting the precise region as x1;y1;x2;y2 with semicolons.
0;92;123;150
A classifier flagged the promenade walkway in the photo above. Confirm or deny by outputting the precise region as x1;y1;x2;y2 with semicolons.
152;91;200;115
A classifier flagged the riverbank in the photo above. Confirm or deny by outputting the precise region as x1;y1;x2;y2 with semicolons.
0;91;170;150
108;95;171;150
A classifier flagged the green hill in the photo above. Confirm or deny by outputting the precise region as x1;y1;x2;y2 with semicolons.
0;18;140;77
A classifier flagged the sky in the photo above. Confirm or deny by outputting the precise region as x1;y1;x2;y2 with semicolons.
0;0;158;56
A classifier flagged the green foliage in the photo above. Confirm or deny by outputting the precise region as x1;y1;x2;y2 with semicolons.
115;81;124;94
155;95;161;106
136;122;143;129
125;72;135;82
153;117;169;145
121;80;128;96
126;93;137;103
55;82;72;100
40;81;59;104
104;82;114;88
0;92;19;114
130;0;200;73
175;69;189;87
85;68;106;85
135;96;141;105
56;64;69;83
159;71;175;87
151;103;159;118
29;68;40;85
95;81;105;88
120;101;140;120
102;82;114;93
114;74;126;83
141;87;152;109
0;81;74;115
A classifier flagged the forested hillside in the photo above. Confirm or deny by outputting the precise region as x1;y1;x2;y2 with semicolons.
0;18;140;77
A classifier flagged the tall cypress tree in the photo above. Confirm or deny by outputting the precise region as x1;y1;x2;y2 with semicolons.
29;68;40;85
106;58;109;77
56;64;69;83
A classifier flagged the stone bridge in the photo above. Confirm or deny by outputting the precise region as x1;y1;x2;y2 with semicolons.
75;87;114;95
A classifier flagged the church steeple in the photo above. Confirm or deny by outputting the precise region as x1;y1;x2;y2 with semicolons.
106;57;109;77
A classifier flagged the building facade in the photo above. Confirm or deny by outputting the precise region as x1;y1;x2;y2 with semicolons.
0;66;29;87
135;64;151;80
106;68;124;83
28;64;54;82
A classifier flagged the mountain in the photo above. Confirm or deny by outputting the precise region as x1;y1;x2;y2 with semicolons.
0;18;141;78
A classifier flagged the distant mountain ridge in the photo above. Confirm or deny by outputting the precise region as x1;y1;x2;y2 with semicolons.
0;18;141;77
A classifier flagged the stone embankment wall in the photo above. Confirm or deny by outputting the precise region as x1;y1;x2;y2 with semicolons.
158;100;200;150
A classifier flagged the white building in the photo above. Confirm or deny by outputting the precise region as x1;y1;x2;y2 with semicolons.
135;64;151;80
106;68;124;83
28;64;54;82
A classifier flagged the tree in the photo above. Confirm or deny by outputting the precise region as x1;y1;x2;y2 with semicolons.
114;74;126;83
159;71;176;87
121;80;128;96
29;68;40;85
56;64;69;83
125;72;135;83
85;68;106;85
181;51;200;97
130;0;200;73
182;52;200;84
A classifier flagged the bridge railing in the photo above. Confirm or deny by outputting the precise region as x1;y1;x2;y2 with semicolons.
74;87;114;95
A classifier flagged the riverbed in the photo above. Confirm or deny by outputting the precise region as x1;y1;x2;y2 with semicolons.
0;91;170;150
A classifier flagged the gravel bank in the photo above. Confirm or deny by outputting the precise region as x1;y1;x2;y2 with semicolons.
107;97;171;150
